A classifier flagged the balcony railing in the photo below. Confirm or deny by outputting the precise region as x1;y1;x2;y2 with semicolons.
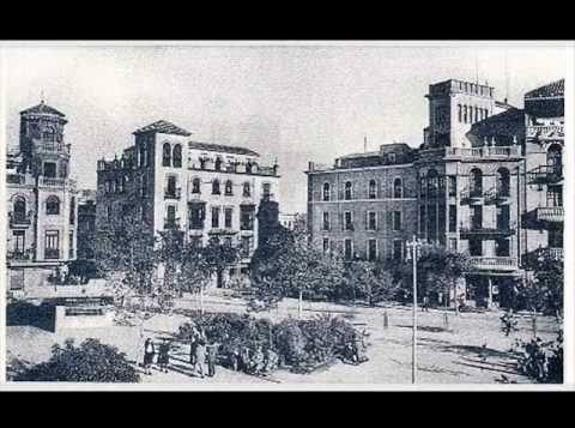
164;217;181;229
9;212;32;228
545;248;563;260
528;165;563;185
536;206;564;222
526;125;564;140
460;187;484;202
7;250;33;261
39;177;67;187
483;187;511;204
460;224;515;237
469;256;518;271
44;248;60;260
441;146;522;159
164;188;181;200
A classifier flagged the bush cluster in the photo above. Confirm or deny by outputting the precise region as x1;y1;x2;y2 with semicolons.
177;312;365;374
514;331;563;383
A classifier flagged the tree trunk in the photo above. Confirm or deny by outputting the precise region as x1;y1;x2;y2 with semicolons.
200;286;205;315
298;289;303;320
453;283;459;316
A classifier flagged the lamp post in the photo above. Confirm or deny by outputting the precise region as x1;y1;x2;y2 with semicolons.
406;235;422;384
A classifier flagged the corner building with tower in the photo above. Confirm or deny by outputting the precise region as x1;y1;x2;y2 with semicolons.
307;78;564;309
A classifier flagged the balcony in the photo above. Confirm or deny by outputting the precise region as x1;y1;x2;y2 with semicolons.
526;125;564;141
469;257;518;271
164;188;181;200
459;187;484;203
36;143;71;155
7;249;33;261
39;177;67;187
460;224;515;238
536;206;563;223
528;165;563;185
9;212;32;228
163;217;181;229
483;188;511;205
438;146;522;160
545;248;563;260
44;248;60;260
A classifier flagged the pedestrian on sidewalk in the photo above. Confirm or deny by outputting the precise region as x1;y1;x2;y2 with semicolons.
193;330;207;378
157;338;171;373
143;338;156;375
422;294;430;312
189;326;199;366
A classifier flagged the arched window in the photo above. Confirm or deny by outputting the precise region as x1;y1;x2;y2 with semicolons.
344;181;353;200
470;168;483;196
427;169;438;198
215;157;222;171
192;178;201;194
393;178;403;199
474;106;479;123
167;176;177;196
496;168;510;197
368;180;377;199
46;195;60;215
172;144;182;168
243;182;251;197
457;104;462;122
13;197;26;223
212;179;221;195
463;106;468;123
162;143;171;167
225;180;233;196
323;182;331;201
547;144;562;176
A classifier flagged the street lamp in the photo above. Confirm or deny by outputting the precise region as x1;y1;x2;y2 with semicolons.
406;235;423;385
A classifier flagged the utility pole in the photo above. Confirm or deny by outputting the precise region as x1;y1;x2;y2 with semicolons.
406;235;421;384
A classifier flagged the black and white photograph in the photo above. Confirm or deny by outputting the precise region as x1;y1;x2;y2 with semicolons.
0;41;571;388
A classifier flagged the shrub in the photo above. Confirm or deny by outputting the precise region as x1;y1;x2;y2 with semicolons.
13;338;139;382
176;312;364;374
514;331;563;383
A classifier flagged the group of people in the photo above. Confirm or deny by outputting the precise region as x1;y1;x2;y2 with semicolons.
228;344;279;376
143;338;174;375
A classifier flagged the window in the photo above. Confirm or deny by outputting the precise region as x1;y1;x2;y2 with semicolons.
70;196;75;225
45;230;60;259
139;144;146;167
212;179;221;195
13;197;26;223
69;231;74;258
225;180;233;196
172;144;182;168
547;185;563;207
368;180;377;199
427;169;438;198
448;176;457;197
141;174;148;197
549;228;563;248
344;181;352;200
46;196;60;215
166;205;177;228
211;207;220;228
215;157;222;171
344;239;353;260
240;206;255;230
469;238;482;257
392;211;401;231
419;177;426;198
496;205;510;230
192;178;201;194
162;143;171;167
367;211;377;230
448;204;457;232
428;204;437;241
323;182;331;201
496;168;510;197
344;211;353;231
189;203;206;230
419;205;426;234
13;230;25;254
457;104;462;122
323;238;330;253
223;237;233;248
368;239;377;261
449;238;457;252
495;238;510;257
224;207;233;229
263;183;271;197
471;205;483;229
463;105;468;123
322;212;330;231
393;178;402;199
166;175;177;197
547;144;562;176
43;162;56;178
42;126;56;142
474;106;479;123
241;236;253;257
393;240;403;260
243;182;251;197
470;168;483;197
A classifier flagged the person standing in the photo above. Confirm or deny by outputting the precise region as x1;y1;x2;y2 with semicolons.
206;342;219;377
157;339;171;373
193;331;207;378
143;338;156;375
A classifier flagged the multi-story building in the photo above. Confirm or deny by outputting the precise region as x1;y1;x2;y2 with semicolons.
306;78;564;309
77;189;97;262
6;101;78;291
96;120;280;286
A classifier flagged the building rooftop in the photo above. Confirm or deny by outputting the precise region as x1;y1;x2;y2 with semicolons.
525;79;564;99
133;120;192;136
188;141;260;157
20;101;66;117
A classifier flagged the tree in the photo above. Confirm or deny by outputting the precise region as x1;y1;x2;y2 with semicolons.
250;230;345;318
13;338;139;382
343;261;399;306
203;239;241;289
520;248;564;317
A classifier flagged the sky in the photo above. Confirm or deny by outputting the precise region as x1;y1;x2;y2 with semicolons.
2;43;570;213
